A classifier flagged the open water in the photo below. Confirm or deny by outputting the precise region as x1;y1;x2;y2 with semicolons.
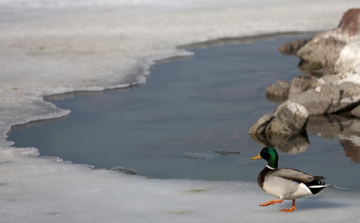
8;34;360;190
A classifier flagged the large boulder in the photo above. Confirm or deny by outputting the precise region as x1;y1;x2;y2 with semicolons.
297;34;347;72
297;8;360;74
289;74;360;115
338;8;360;36
267;102;309;134
249;102;309;153
249;102;309;135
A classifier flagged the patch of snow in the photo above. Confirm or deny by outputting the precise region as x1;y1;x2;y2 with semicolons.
1;147;360;223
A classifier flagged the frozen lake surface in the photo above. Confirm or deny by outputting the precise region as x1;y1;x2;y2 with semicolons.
1;0;360;222
9;35;360;190
1;147;360;223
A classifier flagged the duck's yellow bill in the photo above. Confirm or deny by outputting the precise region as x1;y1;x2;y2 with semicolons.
251;153;261;160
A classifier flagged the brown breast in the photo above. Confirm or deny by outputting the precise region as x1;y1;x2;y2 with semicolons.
258;166;274;189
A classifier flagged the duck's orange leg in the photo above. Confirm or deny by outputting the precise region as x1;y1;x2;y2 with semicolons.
279;199;296;212
259;199;283;206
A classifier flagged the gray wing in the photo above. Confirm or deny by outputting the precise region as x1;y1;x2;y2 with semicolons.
269;168;325;183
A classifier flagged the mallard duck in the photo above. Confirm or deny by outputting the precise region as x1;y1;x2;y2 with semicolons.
251;147;327;212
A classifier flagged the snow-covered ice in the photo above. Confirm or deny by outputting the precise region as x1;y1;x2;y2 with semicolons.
1;147;360;223
1;0;360;222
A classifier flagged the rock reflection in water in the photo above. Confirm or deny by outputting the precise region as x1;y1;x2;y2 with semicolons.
249;131;309;154
307;115;360;164
250;114;360;163
339;137;360;163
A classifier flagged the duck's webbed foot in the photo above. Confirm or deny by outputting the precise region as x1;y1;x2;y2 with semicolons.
279;200;296;212
259;199;283;206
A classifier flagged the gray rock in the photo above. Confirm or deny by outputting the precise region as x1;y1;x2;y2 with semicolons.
319;73;343;84
248;102;309;153
289;75;360;115
297;35;347;73
297;60;327;78
249;102;309;135
249;102;310;154
265;80;291;103
267;102;309;134
279;38;312;55
288;76;319;98
248;114;273;136
297;8;360;74
351;105;360;118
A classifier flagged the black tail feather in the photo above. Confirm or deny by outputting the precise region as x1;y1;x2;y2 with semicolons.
305;179;327;194
313;175;325;180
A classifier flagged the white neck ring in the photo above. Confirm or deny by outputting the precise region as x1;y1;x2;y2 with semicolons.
266;165;275;170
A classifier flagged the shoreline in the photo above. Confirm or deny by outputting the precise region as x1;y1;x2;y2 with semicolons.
8;31;360;190
1;0;356;147
10;33;360;189
6;31;315;140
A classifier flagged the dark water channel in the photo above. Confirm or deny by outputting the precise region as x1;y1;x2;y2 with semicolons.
8;34;360;190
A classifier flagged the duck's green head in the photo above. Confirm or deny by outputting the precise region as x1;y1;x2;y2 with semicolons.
251;147;278;169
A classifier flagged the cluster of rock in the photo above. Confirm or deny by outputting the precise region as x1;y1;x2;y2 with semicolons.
249;8;360;153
